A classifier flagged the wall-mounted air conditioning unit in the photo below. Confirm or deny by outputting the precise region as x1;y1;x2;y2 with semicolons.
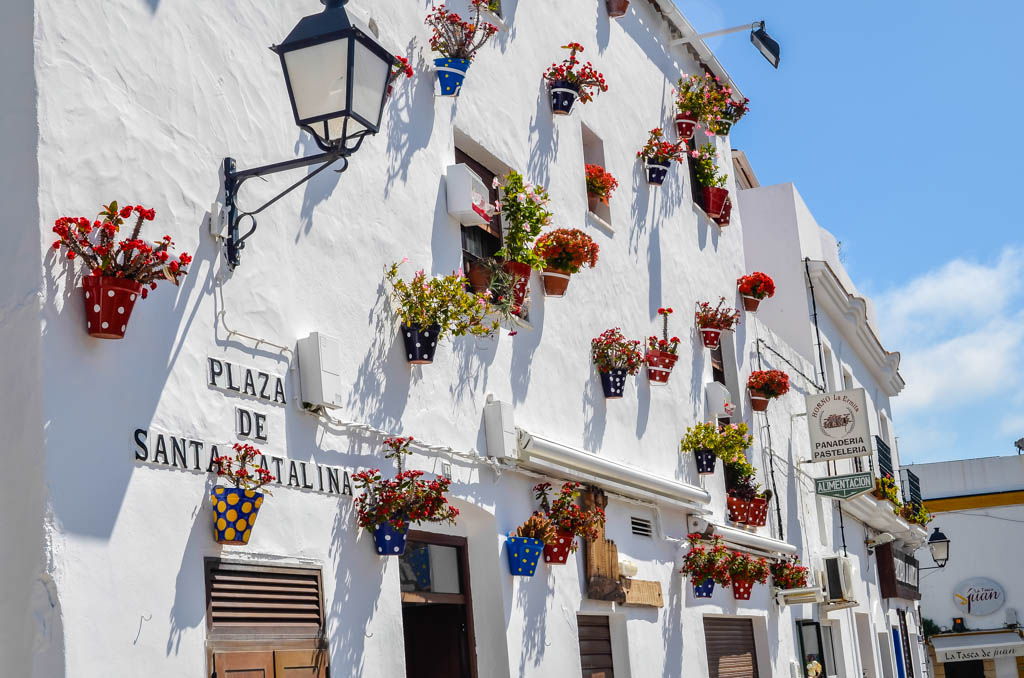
820;555;857;603
775;585;827;607
446;163;492;226
704;381;736;420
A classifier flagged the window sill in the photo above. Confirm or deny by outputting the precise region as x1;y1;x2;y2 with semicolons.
586;210;614;235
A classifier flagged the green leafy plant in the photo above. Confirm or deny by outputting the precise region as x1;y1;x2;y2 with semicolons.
385;261;497;339
494;171;553;269
674;73;719;119
679;422;721;453
689;144;728;188
716;423;754;464
899;502;931;526
872;474;903;507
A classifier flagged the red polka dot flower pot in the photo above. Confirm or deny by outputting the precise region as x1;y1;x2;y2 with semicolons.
82;276;143;340
702;186;730;219
543;530;575;565
675;111;698;141
503;261;533;311
646;349;678;384
210;486;264;546
507;536;544;576
727;496;751;524
747;497;769;527
731;576;755;600
699;327;722;349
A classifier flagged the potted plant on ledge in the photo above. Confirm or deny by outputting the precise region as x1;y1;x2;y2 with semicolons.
534;482;605;564
353;436;460;556
51;202;192;339
210;443;276;546
585;164;619;214
673;73;716;141
507;512;555;576
690;144;731;222
637;128;687;186
694;297;741;350
646;307;681;384
544;42;608;116
386;262;497;364
746;369;790;411
680;533;731;598
726;551;770;600
425;0;499;97
533;228;600;298
737;272;776;312
592;328;644;398
494;170;553;311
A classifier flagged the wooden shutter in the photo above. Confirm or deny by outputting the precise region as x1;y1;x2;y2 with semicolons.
704;617;759;678
274;649;328;677
578;615;614;678
213;650;274;677
206;561;324;638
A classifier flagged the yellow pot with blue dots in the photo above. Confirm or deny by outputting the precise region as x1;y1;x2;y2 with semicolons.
506;535;544;576
434;58;471;97
210;486;264;545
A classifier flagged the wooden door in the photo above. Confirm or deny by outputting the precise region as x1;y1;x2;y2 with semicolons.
274;649;328;677
577;615;614;678
403;604;469;678
213;651;275;677
704;617;759;678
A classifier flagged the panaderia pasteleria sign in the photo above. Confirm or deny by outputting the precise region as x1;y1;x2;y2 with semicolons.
805;388;872;462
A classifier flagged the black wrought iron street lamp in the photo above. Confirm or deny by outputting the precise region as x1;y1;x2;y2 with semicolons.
222;0;397;268
921;526;950;570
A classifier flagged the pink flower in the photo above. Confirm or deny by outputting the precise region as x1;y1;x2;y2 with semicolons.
400;257;409;264
491;177;500;189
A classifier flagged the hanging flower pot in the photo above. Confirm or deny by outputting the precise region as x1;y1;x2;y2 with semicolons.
713;119;733;136
502;261;532;310
606;0;630;17
645;349;678;384
83;276;143;340
506;535;544;576
585;164;618;213
747;498;769;527
587;192;603;213
543;530;575;564
702;186;730;219
699;327;722;349
600;368;628;399
210;486;265;546
434;57;472;97
541;268;572;297
694;448;717;475
748;388;769;412
742;296;761;312
737;272;775;314
731;576;754;600
713;199;733;227
549;79;581;115
692;578;716;598
747;370;790;412
727;496;751;524
373;521;409;556
675;111;699;140
645;160;672;186
401;323;441;365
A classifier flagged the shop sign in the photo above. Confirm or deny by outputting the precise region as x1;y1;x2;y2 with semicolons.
954;577;1006;616
815;472;874;499
937;644;1024;663
805;388;872;462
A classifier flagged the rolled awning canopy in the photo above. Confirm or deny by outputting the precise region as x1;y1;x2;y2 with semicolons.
931;631;1024;663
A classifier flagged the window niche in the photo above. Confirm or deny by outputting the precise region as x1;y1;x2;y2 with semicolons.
581;123;612;229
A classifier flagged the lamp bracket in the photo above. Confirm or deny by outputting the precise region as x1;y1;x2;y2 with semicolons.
223;150;349;268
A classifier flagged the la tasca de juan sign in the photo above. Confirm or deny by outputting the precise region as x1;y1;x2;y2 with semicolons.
806;388;872;462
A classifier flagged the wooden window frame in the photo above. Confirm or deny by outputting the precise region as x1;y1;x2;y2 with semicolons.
402;531;479;678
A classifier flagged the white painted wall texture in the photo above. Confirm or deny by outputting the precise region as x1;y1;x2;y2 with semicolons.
0;0;926;676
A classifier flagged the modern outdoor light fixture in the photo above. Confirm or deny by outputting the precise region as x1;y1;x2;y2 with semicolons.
920;526;950;570
672;20;781;69
221;0;397;268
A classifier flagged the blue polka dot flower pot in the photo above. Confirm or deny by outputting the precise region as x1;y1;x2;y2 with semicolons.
210;486;264;546
506;535;544;576
549;79;580;115
599;368;628;399
402;323;441;365
434;58;471;97
692;578;715;598
373;521;409;556
645;160;671;186
694;448;717;475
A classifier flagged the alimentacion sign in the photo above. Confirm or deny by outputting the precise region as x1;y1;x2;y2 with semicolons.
815;472;874;500
806;388;872;462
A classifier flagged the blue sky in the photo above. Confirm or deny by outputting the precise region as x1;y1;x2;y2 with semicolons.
678;0;1024;463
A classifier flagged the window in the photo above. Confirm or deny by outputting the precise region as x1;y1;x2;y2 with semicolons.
704;617;759;678
797;621;837;678
577;615;615;678
582;123;611;227
685;137;706;213
841;368;853;390
821;344;836;391
205;559;328;677
455;147;502;270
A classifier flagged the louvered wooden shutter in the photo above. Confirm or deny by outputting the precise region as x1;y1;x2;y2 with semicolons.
578;615;614;678
703;617;759;678
206;561;324;638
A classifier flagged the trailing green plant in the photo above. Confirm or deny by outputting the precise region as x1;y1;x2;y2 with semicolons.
716;423;754;464
494;171;553;269
689;144;728;188
385;261;498;339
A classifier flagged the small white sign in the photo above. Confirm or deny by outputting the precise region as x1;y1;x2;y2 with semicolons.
954;577;1006;616
805;388;872;462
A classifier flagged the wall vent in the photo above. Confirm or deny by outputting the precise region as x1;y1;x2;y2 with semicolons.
206;560;324;638
630;516;653;537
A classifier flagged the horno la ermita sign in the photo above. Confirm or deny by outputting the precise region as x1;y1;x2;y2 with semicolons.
805;388;872;462
815;472;874;500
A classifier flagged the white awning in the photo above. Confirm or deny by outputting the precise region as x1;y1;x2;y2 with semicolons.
932;631;1024;663
689;518;798;556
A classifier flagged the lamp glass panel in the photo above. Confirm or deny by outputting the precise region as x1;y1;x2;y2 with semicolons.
930;539;949;564
283;39;350;122
350;39;390;126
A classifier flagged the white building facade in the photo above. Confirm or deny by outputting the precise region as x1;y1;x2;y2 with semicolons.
0;0;926;677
